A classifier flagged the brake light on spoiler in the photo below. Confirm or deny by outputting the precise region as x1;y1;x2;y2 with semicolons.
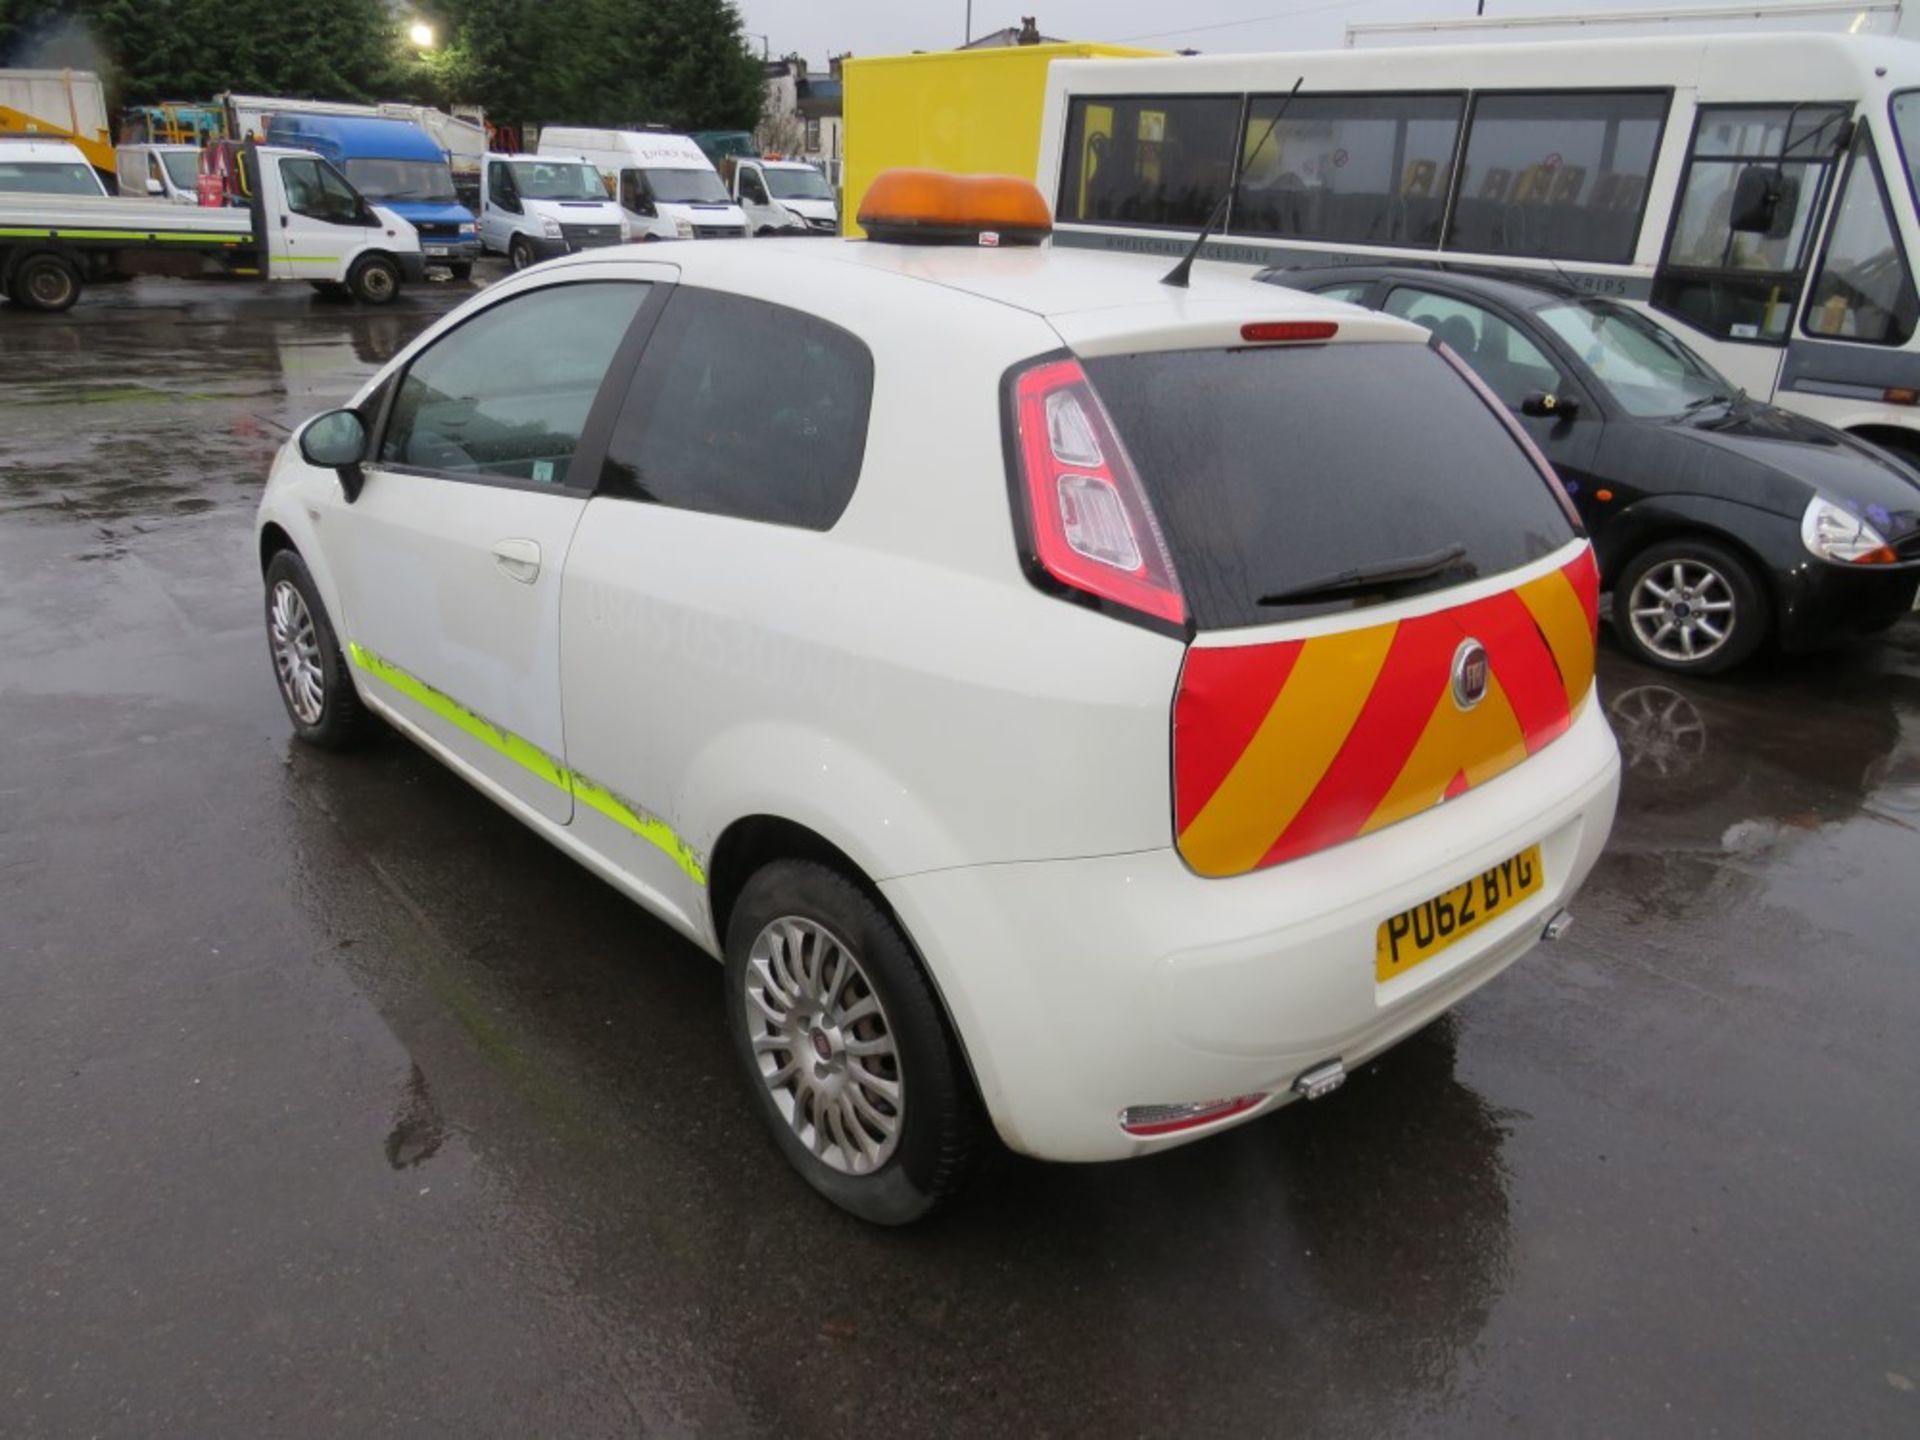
1173;549;1600;877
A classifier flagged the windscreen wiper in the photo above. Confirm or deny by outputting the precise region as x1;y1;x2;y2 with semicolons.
1258;543;1469;606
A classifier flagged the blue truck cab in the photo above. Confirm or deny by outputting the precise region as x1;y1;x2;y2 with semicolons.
262;113;478;274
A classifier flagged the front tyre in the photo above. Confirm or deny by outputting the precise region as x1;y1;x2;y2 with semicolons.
1616;538;1769;675
508;235;536;271
347;254;401;305
446;262;474;282
264;549;372;750
724;860;983;1225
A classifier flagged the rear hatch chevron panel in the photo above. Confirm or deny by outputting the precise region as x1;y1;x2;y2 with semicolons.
1174;549;1599;878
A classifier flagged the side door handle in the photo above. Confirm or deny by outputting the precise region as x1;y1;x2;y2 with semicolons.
491;538;541;584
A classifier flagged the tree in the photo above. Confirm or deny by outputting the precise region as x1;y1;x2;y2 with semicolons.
0;0;410;107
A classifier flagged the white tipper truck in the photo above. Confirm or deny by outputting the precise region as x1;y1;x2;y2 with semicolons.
0;141;425;313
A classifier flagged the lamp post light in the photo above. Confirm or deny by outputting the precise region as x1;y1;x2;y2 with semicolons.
409;20;436;50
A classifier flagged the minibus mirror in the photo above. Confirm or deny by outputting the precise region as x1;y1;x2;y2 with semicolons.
1521;390;1578;420
145;177;164;195
300;409;369;500
1729;166;1783;234
1765;172;1801;239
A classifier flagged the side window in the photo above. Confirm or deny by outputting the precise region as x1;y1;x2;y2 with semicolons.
600;288;873;530
1655;104;1846;342
379;281;649;484
1446;91;1668;263
1056;94;1243;228
487;160;517;208
619;168;649;212
739;169;769;204
1230;93;1464;249
1804;135;1920;346
280;157;364;225
148;154;166;190
1383;287;1564;407
1315;281;1373;304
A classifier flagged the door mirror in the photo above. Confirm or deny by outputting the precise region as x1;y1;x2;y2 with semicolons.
1729;165;1783;234
145;177;164;195
300;409;369;499
1520;390;1579;420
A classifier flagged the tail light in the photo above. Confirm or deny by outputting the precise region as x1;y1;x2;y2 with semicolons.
1008;356;1186;627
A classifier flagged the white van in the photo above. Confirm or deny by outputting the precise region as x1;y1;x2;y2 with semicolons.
116;143;201;204
537;128;746;240
478;152;630;269
731;157;839;235
0;137;108;197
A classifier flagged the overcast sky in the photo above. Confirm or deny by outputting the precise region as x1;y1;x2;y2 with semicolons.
730;0;1783;64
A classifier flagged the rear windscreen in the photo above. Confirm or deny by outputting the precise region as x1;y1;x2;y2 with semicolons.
1084;342;1576;630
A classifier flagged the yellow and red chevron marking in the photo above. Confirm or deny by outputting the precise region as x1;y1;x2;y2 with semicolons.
1174;548;1598;878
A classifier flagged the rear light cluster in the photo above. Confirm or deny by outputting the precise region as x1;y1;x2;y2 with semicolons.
1010;357;1187;627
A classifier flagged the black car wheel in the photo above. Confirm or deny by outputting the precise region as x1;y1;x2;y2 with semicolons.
1615;538;1769;675
724;859;983;1224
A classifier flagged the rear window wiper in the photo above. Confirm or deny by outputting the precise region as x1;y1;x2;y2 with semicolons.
1258;543;1469;607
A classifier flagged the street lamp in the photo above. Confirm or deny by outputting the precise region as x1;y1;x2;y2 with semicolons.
409;20;435;50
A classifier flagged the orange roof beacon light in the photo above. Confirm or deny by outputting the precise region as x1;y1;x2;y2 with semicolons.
858;168;1053;246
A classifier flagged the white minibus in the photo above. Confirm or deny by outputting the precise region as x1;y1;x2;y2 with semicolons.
1036;33;1920;460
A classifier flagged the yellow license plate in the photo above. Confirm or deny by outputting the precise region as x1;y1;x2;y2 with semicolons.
1376;844;1543;983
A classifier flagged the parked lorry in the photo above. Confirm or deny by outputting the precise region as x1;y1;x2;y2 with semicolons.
538;127;747;239
0;68;114;178
0;136;109;196
115;142;201;204
725;156;838;234
0;142;424;313
477;151;630;269
263;113;478;277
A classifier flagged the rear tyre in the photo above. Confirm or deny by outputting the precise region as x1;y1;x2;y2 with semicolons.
13;252;81;312
724;859;983;1225
508;235;536;271
1615;538;1769;675
264;549;372;750
346;254;401;306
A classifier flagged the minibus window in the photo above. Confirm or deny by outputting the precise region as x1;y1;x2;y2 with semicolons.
1447;91;1667;263
1891;91;1920;206
1655;104;1846;343
1056;95;1241;229
1229;93;1464;250
1805;135;1920;346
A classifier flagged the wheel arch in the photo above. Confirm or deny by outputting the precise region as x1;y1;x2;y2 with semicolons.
1844;423;1920;469
259;519;298;572
705;810;989;1110
1596;497;1788;622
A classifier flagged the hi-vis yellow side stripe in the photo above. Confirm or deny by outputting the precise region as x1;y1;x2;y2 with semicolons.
347;643;706;886
0;226;248;243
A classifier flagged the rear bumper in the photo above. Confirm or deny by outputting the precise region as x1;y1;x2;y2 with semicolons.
881;699;1621;1162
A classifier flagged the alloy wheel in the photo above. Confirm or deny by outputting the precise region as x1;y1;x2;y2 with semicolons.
269;579;326;725
1627;558;1737;664
743;916;903;1175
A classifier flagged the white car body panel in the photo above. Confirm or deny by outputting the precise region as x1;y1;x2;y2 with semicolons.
258;239;1620;1162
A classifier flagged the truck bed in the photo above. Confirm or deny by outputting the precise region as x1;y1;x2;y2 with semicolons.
1;194;254;240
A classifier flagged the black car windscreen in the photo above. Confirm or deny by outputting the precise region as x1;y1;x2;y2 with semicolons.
1084;342;1576;630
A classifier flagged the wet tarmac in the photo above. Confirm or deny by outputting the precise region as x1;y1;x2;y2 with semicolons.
3;274;1918;1437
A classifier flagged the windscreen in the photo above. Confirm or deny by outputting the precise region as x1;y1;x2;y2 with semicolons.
1085;342;1576;630
0;161;102;195
643;166;728;204
341;157;456;203
1537;300;1731;418
510;160;606;200
160;150;199;189
766;167;833;201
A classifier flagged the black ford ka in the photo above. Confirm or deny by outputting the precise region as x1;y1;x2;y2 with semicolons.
1258;265;1920;674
